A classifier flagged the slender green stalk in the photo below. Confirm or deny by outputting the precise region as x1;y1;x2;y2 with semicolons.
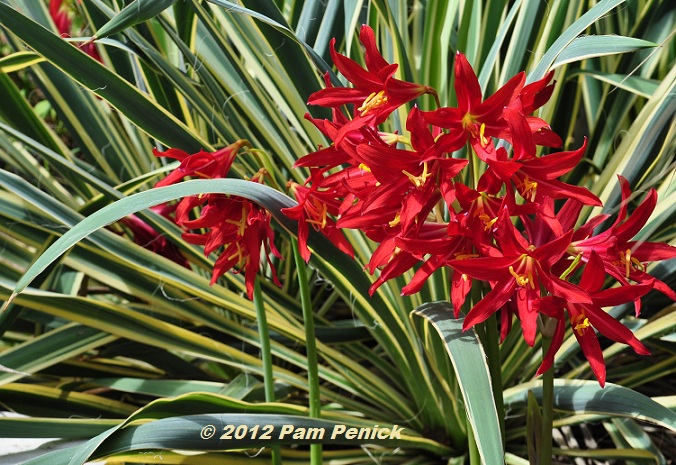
252;277;282;465
467;418;481;465
540;336;555;465
291;237;322;465
484;313;505;446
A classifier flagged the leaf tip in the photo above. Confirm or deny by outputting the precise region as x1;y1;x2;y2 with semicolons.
1;293;17;314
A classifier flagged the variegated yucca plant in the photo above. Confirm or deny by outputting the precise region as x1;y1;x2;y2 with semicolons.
0;1;674;464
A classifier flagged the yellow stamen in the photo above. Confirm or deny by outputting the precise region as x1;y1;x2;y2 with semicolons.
389;212;401;227
509;265;535;290
478;213;497;231
574;314;591;336
454;253;480;260
478;123;489;147
225;205;248;236
618;249;645;278
461;115;489;146
227;242;246;266
305;200;328;229
358;90;388;116
402;162;432;188
519;176;538;202
358;163;371;172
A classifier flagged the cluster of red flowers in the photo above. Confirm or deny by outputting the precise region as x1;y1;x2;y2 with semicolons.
152;141;281;299
152;25;675;385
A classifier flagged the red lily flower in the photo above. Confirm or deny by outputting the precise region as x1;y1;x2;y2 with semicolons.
282;168;354;262
505;71;562;147
449;209;590;345
422;52;525;160
179;170;282;299
479;109;601;206
154;143;283;298
536;252;651;386
338;107;466;235
569;176;676;305
308;25;437;147
423;53;564;160
153;140;250;187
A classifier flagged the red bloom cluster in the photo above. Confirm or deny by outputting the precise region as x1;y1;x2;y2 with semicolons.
153;25;676;386
153;141;281;299
282;25;676;386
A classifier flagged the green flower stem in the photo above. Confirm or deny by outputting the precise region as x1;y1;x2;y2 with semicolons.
253;277;282;465
540;335;555;465
292;237;322;465
484;313;505;446
467;417;481;465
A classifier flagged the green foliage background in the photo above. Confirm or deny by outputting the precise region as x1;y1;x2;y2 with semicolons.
0;0;674;463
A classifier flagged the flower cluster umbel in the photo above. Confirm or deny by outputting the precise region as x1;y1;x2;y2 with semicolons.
154;26;675;386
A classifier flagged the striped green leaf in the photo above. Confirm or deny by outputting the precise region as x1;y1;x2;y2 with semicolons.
93;0;179;39
0;50;45;72
0;2;206;152
551;35;656;69
412;302;504;465
504;380;676;432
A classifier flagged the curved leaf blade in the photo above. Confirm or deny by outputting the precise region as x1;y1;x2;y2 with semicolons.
551;35;656;69
528;0;628;82
93;0;179;39
504;379;676;433
0;50;45;72
1;179;297;310
412;302;504;465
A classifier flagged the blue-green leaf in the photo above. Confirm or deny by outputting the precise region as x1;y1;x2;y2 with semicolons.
529;0;629;82
412;302;504;465
93;0;179;39
504;380;676;433
552;35;656;69
1;178;297;310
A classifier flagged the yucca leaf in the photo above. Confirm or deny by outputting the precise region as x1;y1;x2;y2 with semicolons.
0;383;136;418
0;2;206;152
528;0;629;81
504;380;676;432
0;323;115;385
572;71;659;98
607;418;667;465
0;417;119;439
93;0;179;39
0;50;45;72
412;302;504;465
551;35;656;69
